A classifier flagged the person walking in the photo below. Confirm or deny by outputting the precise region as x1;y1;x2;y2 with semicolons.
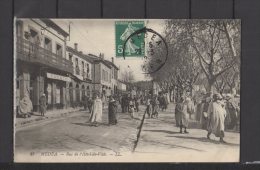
87;96;93;113
186;97;195;119
207;93;227;143
145;96;152;118
134;96;140;112
129;99;135;119
89;93;103;126
83;95;88;111
225;94;240;130
201;93;212;130
175;96;189;133
152;96;160;118
39;93;47;116
108;96;118;125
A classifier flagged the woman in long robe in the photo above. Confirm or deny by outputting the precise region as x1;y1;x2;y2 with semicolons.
108;97;118;125
89;94;103;126
207;94;227;143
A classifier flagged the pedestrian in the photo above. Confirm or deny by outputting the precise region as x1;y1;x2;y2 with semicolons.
145;95;152;118
125;95;130;113
129;99;135;119
152;96;160;118
175;96;190;133
207;93;227;143
108;96;118;125
89;93;103;126
134;96;140;112
201;93;212;130
225;94;240;130
88;96;93;113
186;97;195;119
39;93;47;116
195;92;205;122
19;91;33;118
83;95;88;110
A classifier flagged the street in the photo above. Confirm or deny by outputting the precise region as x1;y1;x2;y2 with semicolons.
15;103;239;162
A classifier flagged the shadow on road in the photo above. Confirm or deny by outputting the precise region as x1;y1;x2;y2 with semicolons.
71;122;110;127
141;139;205;152
143;129;180;135
169;135;239;146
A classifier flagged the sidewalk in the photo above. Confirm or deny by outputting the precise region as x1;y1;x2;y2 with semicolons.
15;107;84;128
15;105;110;129
133;103;240;162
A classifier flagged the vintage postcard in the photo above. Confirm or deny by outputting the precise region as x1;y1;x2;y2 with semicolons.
14;19;240;162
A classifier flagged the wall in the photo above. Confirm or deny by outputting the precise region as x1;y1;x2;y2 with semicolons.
100;62;111;87
19;19;67;59
67;51;92;80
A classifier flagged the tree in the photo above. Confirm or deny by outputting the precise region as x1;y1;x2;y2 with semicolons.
187;20;240;92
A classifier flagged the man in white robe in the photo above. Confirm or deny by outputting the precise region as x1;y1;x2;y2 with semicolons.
207;93;227;143
89;94;103;126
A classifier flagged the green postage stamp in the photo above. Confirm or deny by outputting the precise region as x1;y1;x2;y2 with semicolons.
115;21;145;57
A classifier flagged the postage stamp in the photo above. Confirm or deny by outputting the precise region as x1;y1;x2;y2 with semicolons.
115;21;145;57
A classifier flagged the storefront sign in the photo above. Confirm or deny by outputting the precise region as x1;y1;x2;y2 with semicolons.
47;73;71;82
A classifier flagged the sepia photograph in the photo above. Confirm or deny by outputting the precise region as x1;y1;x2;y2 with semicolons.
14;19;240;162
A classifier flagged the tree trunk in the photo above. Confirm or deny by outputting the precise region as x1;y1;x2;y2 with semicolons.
206;79;215;93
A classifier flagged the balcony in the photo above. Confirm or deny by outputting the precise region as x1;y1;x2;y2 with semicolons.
75;66;80;75
16;36;73;74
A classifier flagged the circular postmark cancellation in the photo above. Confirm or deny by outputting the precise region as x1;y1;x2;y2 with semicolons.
122;27;168;74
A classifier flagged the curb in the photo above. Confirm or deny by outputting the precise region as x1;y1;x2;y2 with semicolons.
15;108;83;129
132;112;146;152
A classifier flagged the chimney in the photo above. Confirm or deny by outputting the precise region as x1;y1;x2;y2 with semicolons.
111;57;114;63
99;53;104;60
74;43;78;51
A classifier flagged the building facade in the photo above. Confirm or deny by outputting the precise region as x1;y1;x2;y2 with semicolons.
91;56;112;98
66;44;93;107
104;57;119;95
16;19;73;112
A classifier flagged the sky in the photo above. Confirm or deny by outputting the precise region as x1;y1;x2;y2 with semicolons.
54;19;166;81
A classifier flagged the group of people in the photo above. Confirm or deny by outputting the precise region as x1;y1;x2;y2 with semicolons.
175;92;240;143
140;92;169;119
88;94;118;127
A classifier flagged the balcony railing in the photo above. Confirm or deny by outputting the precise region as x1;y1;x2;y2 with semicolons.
16;36;73;74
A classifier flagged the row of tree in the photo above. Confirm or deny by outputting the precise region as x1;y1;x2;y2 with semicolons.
147;19;240;98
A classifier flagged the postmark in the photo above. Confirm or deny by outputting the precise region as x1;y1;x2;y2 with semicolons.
122;27;168;74
115;21;145;57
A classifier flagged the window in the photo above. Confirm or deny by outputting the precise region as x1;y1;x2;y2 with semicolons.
44;37;52;51
69;53;72;61
82;61;84;76
102;70;105;81
75;58;79;67
75;58;79;75
29;29;40;46
56;44;62;57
